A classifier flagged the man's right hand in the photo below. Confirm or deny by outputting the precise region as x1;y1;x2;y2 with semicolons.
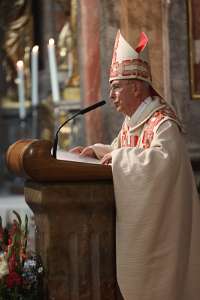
69;146;97;158
69;146;84;154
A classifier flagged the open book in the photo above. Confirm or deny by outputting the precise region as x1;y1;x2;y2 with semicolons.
56;150;101;164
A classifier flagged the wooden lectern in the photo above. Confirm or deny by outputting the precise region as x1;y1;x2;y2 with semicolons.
6;140;123;300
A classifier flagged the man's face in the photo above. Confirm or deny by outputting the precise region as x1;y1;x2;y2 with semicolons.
109;79;141;117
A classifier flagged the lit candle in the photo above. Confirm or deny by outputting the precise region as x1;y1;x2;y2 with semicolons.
31;45;39;107
48;38;60;103
16;60;26;119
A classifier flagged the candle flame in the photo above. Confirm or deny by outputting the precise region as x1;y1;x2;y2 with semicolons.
49;38;55;46
16;60;24;69
32;45;39;53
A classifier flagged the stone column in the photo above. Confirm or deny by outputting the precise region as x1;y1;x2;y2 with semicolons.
99;0;122;143
120;0;164;97
79;0;103;144
168;0;200;182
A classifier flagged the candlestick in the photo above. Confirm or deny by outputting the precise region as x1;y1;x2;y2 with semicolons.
31;45;39;107
16;60;26;120
48;38;60;103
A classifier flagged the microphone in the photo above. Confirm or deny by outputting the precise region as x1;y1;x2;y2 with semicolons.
52;100;106;158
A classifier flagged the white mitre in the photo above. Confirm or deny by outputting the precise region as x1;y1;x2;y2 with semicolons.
110;30;161;97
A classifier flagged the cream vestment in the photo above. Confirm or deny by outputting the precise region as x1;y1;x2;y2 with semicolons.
92;97;200;300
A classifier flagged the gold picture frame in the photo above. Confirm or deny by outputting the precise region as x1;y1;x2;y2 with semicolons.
188;0;200;99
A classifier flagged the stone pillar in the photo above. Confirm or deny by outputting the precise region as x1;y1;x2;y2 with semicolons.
79;0;103;144
168;0;200;184
161;0;172;102
99;0;122;143
120;0;164;97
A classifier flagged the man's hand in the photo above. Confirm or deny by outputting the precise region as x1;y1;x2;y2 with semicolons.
69;146;97;158
69;146;84;154
101;153;112;165
79;146;97;158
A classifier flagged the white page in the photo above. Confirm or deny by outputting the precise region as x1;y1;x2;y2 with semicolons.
56;149;101;164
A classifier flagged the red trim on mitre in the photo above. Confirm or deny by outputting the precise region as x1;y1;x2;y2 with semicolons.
111;30;120;66
135;32;148;53
110;58;152;81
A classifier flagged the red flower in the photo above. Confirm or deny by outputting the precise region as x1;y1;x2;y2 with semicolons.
6;271;22;288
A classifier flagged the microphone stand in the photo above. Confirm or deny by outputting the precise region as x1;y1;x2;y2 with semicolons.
52;100;106;159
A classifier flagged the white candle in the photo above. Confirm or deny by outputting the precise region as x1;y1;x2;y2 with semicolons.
31;45;39;107
48;38;60;103
16;60;26;119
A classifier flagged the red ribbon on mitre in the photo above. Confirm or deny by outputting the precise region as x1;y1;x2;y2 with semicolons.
135;32;148;53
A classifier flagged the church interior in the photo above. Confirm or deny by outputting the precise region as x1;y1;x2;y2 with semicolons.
0;0;200;194
0;0;200;299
